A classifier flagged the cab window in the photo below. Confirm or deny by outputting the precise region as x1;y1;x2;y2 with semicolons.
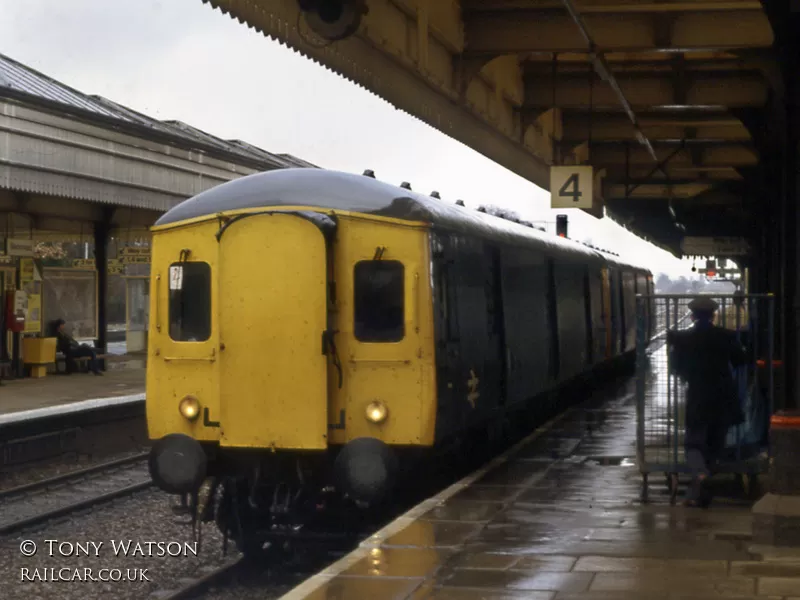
169;262;211;342
354;260;404;342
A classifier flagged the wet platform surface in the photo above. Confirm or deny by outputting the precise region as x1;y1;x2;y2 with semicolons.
0;367;144;415
285;379;800;600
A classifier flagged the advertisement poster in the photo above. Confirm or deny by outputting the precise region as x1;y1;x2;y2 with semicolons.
20;258;43;334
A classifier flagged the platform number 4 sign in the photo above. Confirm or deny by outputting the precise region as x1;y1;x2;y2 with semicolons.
169;265;184;291
550;165;594;210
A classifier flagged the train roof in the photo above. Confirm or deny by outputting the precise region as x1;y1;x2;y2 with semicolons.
156;168;649;272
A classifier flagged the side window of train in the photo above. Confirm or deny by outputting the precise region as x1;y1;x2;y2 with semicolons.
168;262;211;342
353;260;405;343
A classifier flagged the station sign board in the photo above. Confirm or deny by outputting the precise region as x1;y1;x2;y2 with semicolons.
108;259;124;275
121;255;151;265
681;236;750;256
72;259;96;269
71;258;126;274
550;166;604;218
120;247;151;257
119;247;151;265
5;238;34;257
551;166;594;210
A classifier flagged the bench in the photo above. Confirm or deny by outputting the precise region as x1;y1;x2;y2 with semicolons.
54;352;110;374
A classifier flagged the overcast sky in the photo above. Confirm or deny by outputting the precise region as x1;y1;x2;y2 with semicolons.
1;0;694;276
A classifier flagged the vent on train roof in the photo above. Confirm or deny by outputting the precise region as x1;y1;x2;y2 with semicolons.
363;169;376;178
430;191;441;199
400;181;412;190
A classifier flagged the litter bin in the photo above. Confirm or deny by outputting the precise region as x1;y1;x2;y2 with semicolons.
22;337;57;378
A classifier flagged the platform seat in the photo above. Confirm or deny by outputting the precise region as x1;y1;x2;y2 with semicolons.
54;352;110;374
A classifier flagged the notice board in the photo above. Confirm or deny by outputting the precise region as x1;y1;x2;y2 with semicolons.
43;268;97;339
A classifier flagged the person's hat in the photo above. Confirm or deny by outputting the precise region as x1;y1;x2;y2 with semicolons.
688;297;719;313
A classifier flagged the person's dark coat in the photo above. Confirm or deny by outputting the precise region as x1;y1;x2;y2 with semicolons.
668;321;747;429
55;329;79;355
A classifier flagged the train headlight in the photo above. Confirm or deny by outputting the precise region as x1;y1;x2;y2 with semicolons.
179;395;201;421
365;401;388;424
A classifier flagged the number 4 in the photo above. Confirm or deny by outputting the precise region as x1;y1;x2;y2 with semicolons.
559;173;582;202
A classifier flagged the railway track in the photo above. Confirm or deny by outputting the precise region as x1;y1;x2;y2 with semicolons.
157;556;246;600
0;453;152;536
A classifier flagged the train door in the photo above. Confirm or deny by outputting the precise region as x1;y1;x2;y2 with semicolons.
635;272;649;342
218;214;329;449
608;268;619;356
599;267;611;360
486;245;507;407
147;221;223;443
332;218;432;446
620;271;637;352
500;248;549;405
583;266;594;366
546;258;560;381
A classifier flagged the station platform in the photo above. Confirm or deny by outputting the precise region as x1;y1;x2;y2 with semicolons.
0;367;144;416
284;382;800;600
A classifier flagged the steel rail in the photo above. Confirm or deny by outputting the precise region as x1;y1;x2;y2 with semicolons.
0;452;149;501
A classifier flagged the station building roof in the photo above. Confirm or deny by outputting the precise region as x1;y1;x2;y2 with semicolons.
0;52;315;173
0;51;319;234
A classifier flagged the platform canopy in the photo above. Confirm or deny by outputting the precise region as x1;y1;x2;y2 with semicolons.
198;0;794;257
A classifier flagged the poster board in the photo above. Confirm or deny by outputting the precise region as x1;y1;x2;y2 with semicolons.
43;268;97;339
20;258;42;334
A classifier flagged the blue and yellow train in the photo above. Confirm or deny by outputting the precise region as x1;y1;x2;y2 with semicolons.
146;168;652;551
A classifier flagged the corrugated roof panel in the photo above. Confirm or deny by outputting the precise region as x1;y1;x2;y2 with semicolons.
0;51;317;173
0;54;127;121
163;120;237;154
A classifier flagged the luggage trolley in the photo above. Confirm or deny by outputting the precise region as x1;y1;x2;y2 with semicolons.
635;293;775;504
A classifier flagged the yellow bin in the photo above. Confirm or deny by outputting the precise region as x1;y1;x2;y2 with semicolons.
23;337;57;378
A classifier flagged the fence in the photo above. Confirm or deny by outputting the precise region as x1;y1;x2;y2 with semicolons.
635;294;775;503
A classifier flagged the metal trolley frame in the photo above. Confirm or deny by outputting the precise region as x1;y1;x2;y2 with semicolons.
635;293;775;504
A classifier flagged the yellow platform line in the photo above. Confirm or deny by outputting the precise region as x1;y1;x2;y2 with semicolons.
279;405;577;600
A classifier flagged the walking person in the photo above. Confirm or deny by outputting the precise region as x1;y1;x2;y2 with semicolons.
667;297;746;507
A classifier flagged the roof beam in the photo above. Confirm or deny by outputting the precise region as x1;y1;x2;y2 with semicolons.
602;164;743;180
523;73;767;109
569;138;754;148
591;144;758;166
603;182;715;199
562;113;751;143
463;6;773;55
523;58;766;76
462;2;763;15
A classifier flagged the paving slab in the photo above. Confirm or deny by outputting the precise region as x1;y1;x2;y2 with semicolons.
0;367;145;415
281;353;798;600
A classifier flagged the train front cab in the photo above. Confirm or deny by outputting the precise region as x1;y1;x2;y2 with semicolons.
146;209;437;504
146;213;330;494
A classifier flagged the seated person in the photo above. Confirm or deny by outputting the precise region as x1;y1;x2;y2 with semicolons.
54;319;102;376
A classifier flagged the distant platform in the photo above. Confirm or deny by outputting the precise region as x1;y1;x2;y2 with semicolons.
0;367;145;417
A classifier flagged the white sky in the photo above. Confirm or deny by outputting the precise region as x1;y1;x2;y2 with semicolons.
1;0;695;277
